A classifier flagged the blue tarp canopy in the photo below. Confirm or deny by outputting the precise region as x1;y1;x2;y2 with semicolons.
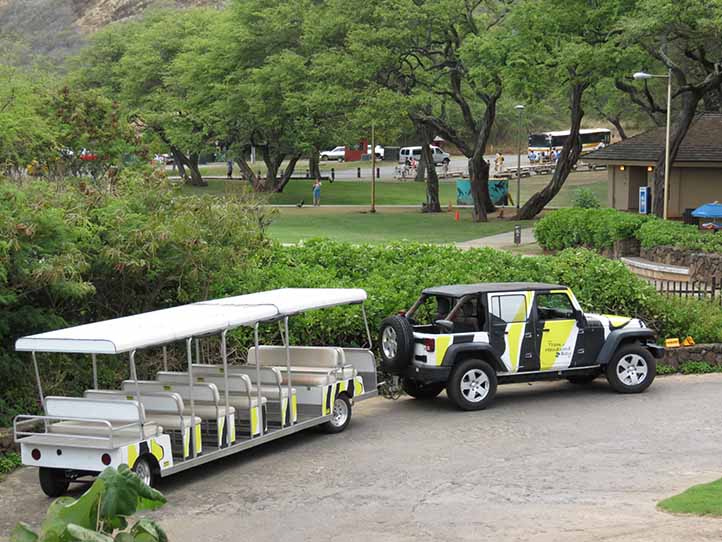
692;203;722;219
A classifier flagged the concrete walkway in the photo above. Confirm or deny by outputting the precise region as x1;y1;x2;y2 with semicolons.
456;227;536;250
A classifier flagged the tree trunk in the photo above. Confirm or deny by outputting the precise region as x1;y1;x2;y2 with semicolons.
421;144;441;212
171;146;206;187
186;153;206;187
517;83;587;220
309;151;321;180
273;153;303;192
415;151;426;182
651;90;699;217
607;116;627;140
468;155;491;222
236;156;261;190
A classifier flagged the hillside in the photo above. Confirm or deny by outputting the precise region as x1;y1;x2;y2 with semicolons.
0;0;223;63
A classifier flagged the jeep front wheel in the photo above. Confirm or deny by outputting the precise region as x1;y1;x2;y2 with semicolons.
379;316;414;374
605;344;656;393
447;359;497;411
402;378;445;400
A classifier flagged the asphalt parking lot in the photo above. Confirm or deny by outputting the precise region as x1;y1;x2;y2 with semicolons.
3;374;722;541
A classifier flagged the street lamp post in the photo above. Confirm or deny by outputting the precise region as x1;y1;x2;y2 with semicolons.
514;104;525;211
633;70;672;220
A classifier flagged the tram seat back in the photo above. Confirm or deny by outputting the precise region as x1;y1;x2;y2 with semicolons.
193;364;282;386
248;346;344;369
157;371;254;395
121;380;220;405
46;396;144;423
84;389;185;416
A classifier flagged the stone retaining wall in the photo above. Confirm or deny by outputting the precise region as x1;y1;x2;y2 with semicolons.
640;246;694;267
660;343;722;369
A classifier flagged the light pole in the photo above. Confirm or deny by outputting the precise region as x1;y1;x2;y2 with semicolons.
514;104;525;211
634;70;672;219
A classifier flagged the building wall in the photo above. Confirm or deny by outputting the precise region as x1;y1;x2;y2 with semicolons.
609;165;721;217
675;168;722;217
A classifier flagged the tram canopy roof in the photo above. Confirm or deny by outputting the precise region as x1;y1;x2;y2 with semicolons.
15;288;367;355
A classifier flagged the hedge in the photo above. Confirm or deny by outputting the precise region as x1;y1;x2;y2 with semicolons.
535;208;722;254
534;208;651;251
4;178;722;425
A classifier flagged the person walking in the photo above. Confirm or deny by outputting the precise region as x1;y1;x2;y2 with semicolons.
226;160;233;179
312;178;322;206
494;152;504;173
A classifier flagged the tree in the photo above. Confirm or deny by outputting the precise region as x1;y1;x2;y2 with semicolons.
0;63;57;177
510;0;634;220
351;0;513;221
618;0;722;216
73;9;221;186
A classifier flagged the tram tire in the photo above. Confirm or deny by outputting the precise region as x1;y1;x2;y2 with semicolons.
39;467;69;498
321;393;352;434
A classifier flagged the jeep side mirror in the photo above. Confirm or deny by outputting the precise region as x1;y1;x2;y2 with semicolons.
574;310;586;327
435;319;454;332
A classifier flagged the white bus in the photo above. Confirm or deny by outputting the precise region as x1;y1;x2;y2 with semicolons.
13;288;377;496
528;128;611;159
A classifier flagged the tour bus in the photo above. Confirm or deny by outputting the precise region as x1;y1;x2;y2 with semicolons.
13;288;377;496
528;128;611;159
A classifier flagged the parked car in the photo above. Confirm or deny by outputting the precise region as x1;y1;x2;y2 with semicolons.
367;145;385;160
379;282;663;411
399;145;450;165
320;146;346;161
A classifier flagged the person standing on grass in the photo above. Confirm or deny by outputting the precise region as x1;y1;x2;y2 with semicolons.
312;178;322;206
226;160;233;179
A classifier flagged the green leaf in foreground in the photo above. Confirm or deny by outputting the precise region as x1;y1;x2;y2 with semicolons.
659;478;722;516
9;522;38;542
65;524;114;542
98;465;166;522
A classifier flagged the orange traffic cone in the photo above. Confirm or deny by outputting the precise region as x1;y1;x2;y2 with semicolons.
455;210;460;221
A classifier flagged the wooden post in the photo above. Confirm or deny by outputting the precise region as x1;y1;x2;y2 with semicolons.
371;121;376;213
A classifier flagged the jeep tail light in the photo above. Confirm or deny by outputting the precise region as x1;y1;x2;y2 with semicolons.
31;448;41;460
101;453;111;466
424;338;435;352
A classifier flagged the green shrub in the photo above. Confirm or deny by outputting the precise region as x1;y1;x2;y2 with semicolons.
0;174;273;425
679;361;722;375
534;208;651;251
637;220;722;253
572;187;601;209
0;451;21;475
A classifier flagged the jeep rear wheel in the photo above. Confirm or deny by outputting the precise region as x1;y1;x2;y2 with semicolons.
447;359;497;411
402;378;445;400
605;344;656;393
379;316;414;374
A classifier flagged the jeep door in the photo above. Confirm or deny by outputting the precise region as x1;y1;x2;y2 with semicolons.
533;291;587;370
487;292;538;372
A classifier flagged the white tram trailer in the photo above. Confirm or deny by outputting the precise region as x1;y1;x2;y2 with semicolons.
13;288;377;496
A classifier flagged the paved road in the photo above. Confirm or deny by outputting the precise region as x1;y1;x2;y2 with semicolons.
3;374;722;541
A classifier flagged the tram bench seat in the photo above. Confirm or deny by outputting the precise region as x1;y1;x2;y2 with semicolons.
120;381;236;418
84;390;202;457
121;380;237;446
192;364;295;401
248;346;355;386
43;396;161;440
84;390;202;431
155;372;267;436
191;365;297;426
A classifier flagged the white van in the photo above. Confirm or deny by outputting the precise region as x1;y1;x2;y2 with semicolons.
399;146;450;165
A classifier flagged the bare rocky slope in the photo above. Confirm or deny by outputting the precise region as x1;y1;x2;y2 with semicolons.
0;0;223;63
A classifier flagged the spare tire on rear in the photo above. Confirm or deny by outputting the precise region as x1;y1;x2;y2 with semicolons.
379;315;415;374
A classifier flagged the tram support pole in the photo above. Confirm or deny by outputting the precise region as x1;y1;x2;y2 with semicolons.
91;353;98;390
186;338;197;457
254;323;264;436
284;317;293;425
221;329;231;447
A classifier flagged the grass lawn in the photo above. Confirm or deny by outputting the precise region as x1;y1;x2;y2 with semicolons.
266;207;535;244
183;169;608;208
658;478;722;517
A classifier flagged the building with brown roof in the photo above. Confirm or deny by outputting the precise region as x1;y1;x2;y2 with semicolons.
584;113;722;217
